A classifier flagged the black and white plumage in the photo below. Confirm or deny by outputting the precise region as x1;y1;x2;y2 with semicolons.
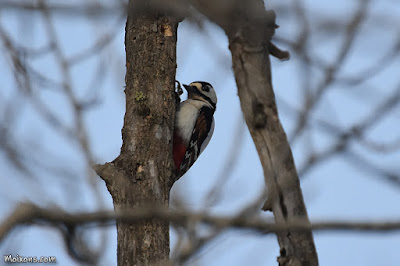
173;81;217;178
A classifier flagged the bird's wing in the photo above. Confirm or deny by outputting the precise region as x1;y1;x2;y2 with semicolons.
177;106;215;177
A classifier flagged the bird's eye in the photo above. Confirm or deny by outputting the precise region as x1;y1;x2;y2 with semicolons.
203;86;210;92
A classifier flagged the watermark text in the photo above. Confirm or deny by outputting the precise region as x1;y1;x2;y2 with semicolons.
4;254;56;264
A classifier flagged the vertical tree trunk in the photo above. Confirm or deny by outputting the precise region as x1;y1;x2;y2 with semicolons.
227;12;319;266
94;1;179;265
229;40;318;266
193;0;319;265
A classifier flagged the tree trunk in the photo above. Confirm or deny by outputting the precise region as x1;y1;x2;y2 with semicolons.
193;0;319;265
229;39;318;266
94;1;179;265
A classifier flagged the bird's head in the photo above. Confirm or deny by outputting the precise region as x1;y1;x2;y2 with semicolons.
183;81;217;109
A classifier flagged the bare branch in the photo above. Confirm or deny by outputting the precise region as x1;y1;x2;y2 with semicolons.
192;0;318;264
290;0;371;143
0;1;126;17
2;203;400;245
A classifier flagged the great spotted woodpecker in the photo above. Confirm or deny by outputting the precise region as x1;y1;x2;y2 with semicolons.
173;81;217;178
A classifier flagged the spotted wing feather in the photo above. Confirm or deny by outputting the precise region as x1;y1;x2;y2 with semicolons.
177;106;214;177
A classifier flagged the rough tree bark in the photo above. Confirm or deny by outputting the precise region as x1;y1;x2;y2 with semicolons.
94;0;179;265
193;0;318;265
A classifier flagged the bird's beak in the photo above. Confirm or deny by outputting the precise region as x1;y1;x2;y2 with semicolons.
183;84;199;94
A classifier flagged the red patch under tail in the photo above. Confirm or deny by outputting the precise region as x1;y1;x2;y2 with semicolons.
173;132;186;173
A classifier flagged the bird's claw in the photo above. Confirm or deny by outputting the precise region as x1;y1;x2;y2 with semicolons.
175;80;183;95
175;80;183;105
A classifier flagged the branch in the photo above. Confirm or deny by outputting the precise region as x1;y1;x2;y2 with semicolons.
2;203;400;244
192;0;317;264
289;0;371;143
0;1;126;17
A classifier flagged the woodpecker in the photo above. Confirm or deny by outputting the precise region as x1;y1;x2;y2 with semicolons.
173;81;217;178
